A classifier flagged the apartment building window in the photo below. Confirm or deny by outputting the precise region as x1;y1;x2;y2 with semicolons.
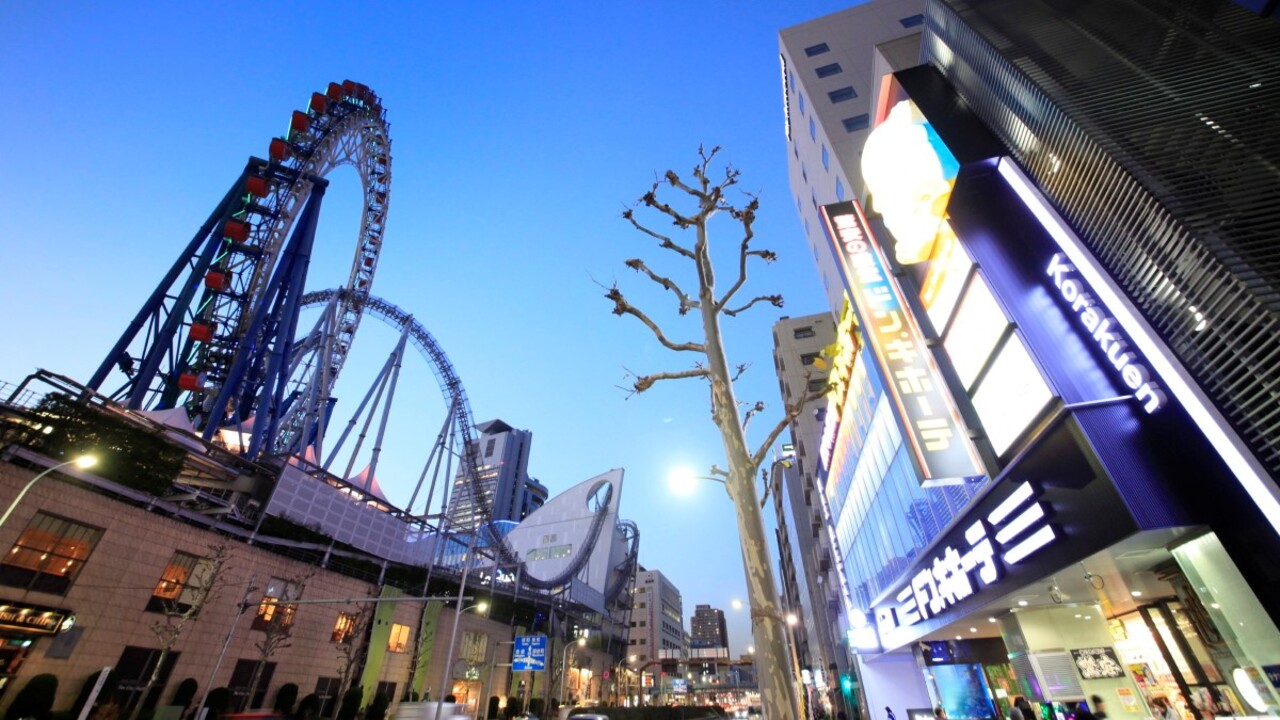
837;178;845;201
808;378;829;392
798;92;806;116
801;352;820;366
253;576;302;631
332;612;359;644
794;326;815;339
810;117;816;140
815;63;843;78
822;145;829;170
484;438;496;457
0;512;102;595
147;550;215;613
900;14;925;27
843;114;870;132
828;86;856;103
388;623;411;653
804;43;830;57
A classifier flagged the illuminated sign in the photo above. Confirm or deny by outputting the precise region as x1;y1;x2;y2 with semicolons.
0;602;75;635
875;481;1056;640
1047;253;1166;413
821;201;984;484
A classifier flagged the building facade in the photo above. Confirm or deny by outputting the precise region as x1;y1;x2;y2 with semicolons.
447;419;548;531
780;2;1280;720
690;605;729;650
628;567;684;702
772;313;849;718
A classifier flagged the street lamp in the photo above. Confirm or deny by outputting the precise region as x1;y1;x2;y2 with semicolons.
0;455;97;529
561;636;585;705
436;599;488;710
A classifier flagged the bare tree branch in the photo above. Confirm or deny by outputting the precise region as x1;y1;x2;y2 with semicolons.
606;286;705;353
622;206;695;258
625;258;699;315
731;364;750;382
724;294;784;317
632;367;710;393
717;194;771;311
750;385;830;471
742;400;765;431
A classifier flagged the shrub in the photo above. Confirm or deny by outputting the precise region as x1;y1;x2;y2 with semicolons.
335;688;362;720
296;695;321;720
5;673;59;720
172;679;199;709
365;694;389;720
273;685;299;715
71;670;119;720
202;688;231;720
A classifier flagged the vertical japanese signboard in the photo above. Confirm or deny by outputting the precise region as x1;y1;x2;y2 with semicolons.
820;201;983;485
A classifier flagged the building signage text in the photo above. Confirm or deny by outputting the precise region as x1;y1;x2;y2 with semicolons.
1047;253;1166;413
821;201;983;484
0;602;75;635
875;481;1057;640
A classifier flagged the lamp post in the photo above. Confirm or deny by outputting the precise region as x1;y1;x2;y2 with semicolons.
561;636;585;705
0;455;97;529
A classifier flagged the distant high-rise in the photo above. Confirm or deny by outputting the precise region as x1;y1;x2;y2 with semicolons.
631;567;684;668
689;604;729;649
447;418;547;530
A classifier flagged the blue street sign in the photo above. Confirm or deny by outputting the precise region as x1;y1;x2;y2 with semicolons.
512;635;547;672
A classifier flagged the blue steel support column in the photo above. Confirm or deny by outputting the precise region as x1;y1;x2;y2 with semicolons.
200;180;327;449
88;167;251;401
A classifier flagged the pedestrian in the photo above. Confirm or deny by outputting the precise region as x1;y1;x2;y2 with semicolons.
1090;695;1107;720
1074;701;1096;720
1010;705;1024;720
1015;696;1035;720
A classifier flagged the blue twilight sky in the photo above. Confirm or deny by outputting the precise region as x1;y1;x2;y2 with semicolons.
0;2;857;654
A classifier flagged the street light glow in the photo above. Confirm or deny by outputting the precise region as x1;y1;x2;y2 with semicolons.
785;613;798;626
731;599;744;610
668;467;700;496
74;455;98;469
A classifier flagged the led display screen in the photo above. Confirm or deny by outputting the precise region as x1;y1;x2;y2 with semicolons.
943;273;1008;390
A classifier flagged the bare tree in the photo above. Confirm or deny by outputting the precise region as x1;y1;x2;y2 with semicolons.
606;146;822;719
131;544;233;720
247;570;315;708
335;599;376;694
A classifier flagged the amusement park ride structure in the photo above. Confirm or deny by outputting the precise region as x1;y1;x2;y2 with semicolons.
65;80;637;608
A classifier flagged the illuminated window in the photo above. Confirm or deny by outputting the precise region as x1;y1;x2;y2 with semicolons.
459;631;488;663
332;612;359;644
804;43;830;57
815;63;842;78
828;87;856;103
943;274;1009;390
0;512;102;595
971;333;1054;455
388;623;411;653
147;551;216;614
253;576;302;631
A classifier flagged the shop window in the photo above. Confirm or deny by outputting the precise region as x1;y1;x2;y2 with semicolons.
0;512;102;595
388;623;411;653
459;630;488;663
314;677;341;718
332;612;359;644
253;576;302;631
147;551;218;614
229;659;275;710
114;645;179;716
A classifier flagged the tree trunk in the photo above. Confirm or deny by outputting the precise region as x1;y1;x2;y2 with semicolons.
696;229;800;720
